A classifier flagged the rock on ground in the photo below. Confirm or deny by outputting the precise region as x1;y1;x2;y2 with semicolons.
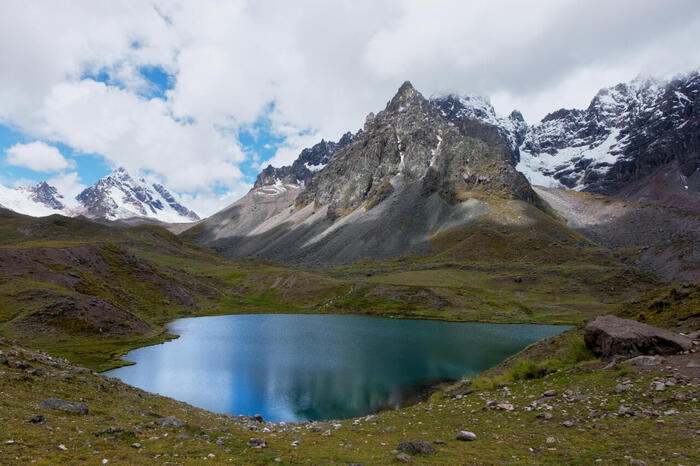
38;397;88;415
397;440;436;455
584;315;692;360
247;438;266;448
456;431;477;441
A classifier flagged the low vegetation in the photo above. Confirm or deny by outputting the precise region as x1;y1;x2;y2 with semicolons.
0;208;697;464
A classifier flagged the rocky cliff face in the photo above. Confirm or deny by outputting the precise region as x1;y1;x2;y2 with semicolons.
518;74;699;195
297;81;546;220
430;94;528;165
429;73;700;212
23;182;66;211
254;132;356;188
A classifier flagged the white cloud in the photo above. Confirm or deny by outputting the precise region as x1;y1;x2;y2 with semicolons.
178;184;252;218
0;0;699;215
5;141;72;172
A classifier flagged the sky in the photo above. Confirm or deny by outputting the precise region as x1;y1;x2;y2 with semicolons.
1;0;699;216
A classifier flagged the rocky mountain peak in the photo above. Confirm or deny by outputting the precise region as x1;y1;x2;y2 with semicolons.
517;71;700;207
22;181;65;211
386;81;425;112
253;131;357;189
76;168;200;222
296;81;545;220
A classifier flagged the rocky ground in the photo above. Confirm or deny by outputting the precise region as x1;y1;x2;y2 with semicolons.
1;328;697;464
533;186;700;282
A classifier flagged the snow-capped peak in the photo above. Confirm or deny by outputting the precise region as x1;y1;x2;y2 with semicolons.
429;93;528;164
76;168;200;223
0;168;200;223
0;182;67;217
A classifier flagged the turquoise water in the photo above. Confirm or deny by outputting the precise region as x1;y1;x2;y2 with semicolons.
105;314;566;422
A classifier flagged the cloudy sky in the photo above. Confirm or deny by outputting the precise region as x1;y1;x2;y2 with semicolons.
1;0;699;216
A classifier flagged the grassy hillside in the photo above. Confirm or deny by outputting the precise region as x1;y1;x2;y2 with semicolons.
0;208;697;464
0;208;662;371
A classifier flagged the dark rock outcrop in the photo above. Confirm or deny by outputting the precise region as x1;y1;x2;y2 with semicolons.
397;439;435;455
39;397;89;415
25;182;65;210
254;132;356;188
584;315;692;360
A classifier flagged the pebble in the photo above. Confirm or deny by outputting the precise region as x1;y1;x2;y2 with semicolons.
58;444;67;451
536;412;553;420
497;402;515;411
396;453;413;463
542;389;557;397
456;431;477;441
131;443;141;449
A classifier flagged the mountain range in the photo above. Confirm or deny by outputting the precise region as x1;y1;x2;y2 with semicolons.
0;167;200;223
2;72;698;237
186;74;699;279
250;72;699;214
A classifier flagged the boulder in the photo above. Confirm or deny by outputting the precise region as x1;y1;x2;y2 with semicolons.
397;440;435;455
584;315;692;360
39;397;88;415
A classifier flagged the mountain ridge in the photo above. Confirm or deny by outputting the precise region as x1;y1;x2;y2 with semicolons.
0;168;200;223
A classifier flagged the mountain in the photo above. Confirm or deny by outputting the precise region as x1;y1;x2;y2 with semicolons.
187;82;589;265
429;94;528;165
0;181;71;217
0;168;200;223
432;73;700;212
76;168;200;223
254;132;356;188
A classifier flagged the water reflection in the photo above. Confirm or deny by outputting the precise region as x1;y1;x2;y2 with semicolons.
105;314;566;422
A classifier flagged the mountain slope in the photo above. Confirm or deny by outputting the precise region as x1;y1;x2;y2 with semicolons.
187;82;597;266
533;186;700;282
0;182;70;217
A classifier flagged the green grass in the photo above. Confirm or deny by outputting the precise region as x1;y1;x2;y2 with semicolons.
1;332;697;464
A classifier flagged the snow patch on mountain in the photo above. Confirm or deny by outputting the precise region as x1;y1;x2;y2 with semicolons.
0;183;66;217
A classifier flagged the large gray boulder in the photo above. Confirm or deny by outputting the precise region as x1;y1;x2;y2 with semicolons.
584;315;692;360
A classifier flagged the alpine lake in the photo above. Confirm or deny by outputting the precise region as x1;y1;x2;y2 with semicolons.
106;314;567;422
